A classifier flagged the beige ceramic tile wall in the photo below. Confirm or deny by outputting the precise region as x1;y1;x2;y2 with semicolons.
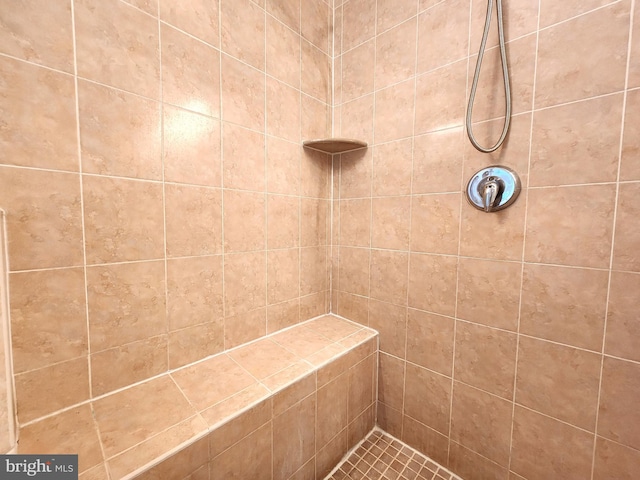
0;0;333;425
332;0;640;479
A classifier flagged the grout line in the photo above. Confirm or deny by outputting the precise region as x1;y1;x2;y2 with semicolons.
591;0;636;477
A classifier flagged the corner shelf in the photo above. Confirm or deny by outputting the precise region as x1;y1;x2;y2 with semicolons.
303;138;368;154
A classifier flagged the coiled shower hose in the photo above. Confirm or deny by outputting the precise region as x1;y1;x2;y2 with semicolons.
466;0;511;153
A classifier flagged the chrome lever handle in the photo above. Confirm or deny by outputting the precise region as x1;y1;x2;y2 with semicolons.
483;181;499;212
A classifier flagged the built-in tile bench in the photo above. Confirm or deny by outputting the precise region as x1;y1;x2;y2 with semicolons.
17;315;378;480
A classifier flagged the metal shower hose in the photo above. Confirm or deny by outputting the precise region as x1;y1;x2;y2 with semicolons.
466;0;511;153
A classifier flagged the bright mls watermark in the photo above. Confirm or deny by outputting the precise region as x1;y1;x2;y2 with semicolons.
0;455;78;479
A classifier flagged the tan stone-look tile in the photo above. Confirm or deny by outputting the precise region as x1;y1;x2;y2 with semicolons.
208;397;272;454
406;309;454;376
168;322;224;369
0;167;83;271
340;94;374;145
539;0;616;28
408;253;458;316
378;402;403;439
9;268;87;373
377;0;417;32
340;198;371;247
340;148;372;199
83;176;164;263
342;0;376;52
457;258;521;331
459;188;526;261
121;0;157;15
267;195;299;249
171;353;256;413
593;436;640;480
463;113;532;184
316;373;349;449
368;299;407;358
535;2;630;108
0;56;78;171
612;182;640;272
511;406;594;480
266;0;298;32
448;441;509;480
467;34;536;122
348;354;375;421
210;423;272;480
223;190;266;253
301;148;331;199
90;335;168;396
222;122;265;191
374;79;416;144
371;196;411;250
165;184;222;257
404;364;451;435
410;193;461;255
163;106;221;186
336;292;369;327
266;15;300;88
201;384;270;427
301;291;328;323
525;184;615;268
79;464;109;480
301;0;329;53
267;298;300;333
93;376;197;458
338;247;370;296
160;0;219;47
413;128;464;194
402;416;449;467
230;338;300;380
224;251;266;317
372;139;413;196
221;0;265;69
267;78;301;142
369;250;409;306
415;60;467;134
418;0;469;74
267;137;300;195
316;430;349;480
166;255;223;330
221;55;265;131
86;260;166;351
15;357;90;424
378;353;405;411
455;322;517;399
132;436;209;480
224;307;267;348
301;198;328;247
450;382;513;466
302;40;330;104
271;324;331;359
267;366;315;404
18;405;103;474
376;19;417;90
598;356;640;450
75;0;160;99
267;248;299;304
0;0;73;72
530;94;623;186
469;0;539;52
621;89;640;180
79;80;161;179
302;94;331;141
161;24;220;117
273;394;316;479
341;40;375;103
516;337;601;430
630;4;640;88
520;263;608;351
300;246;328;296
606;271;640;362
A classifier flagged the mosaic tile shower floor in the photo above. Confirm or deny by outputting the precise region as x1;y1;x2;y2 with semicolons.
326;430;463;480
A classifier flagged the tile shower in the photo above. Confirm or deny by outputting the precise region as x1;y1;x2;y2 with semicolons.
0;0;639;479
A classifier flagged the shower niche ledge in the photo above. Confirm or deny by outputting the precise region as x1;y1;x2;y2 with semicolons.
303;137;367;154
